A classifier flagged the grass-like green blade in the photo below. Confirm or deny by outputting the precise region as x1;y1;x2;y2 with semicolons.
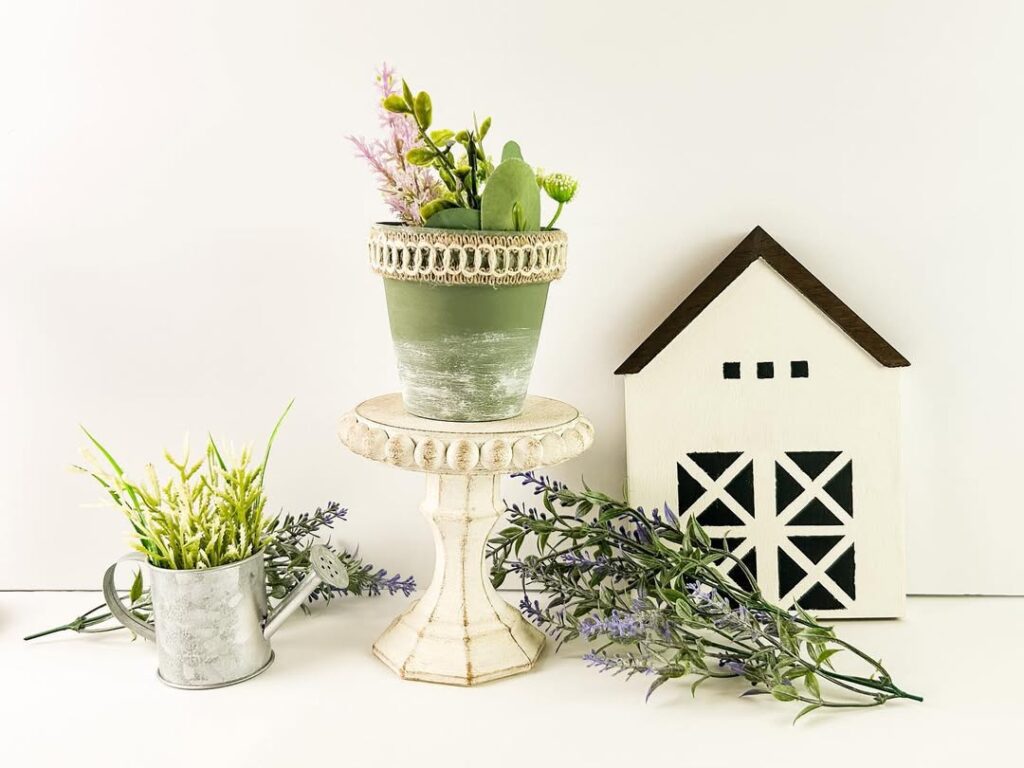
260;399;294;483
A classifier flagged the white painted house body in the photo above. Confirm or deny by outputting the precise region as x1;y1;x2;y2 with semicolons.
618;228;909;618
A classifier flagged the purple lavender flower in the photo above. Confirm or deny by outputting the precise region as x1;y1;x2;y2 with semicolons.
559;551;610;569
720;659;747;676
519;596;546;627
580;610;647;640
347;63;442;224
582;650;655;676
362;569;416;597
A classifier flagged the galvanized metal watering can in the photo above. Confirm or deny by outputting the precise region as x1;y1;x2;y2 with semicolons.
102;545;348;689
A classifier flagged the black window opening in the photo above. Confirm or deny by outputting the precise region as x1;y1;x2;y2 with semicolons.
791;360;809;378
757;362;774;379
723;362;741;379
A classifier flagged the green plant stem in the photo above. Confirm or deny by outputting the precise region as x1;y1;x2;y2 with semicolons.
23;601;147;641
411;121;465;204
545;201;565;230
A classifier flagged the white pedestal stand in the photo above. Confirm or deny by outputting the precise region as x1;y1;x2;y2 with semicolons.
339;394;594;686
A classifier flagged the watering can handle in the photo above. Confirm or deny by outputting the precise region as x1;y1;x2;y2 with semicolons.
102;553;156;642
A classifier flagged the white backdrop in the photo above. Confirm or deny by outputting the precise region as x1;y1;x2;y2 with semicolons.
2;1;1021;594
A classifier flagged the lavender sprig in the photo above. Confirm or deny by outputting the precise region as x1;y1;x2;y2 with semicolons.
488;472;921;721
347;63;442;224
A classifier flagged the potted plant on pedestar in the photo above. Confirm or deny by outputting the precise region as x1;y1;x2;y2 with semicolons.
350;65;578;422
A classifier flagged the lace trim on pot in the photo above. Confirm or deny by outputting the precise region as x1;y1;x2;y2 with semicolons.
368;224;568;285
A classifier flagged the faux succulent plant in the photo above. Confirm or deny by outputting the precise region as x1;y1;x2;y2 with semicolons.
350;65;577;231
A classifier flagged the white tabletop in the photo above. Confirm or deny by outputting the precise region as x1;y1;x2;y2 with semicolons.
1;592;1015;766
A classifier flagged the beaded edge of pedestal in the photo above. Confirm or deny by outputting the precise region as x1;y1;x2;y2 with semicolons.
338;412;595;474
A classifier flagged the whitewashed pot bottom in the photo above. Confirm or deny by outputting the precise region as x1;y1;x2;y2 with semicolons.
372;474;545;686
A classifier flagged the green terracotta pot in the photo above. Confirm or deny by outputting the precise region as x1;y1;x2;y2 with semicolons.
369;225;569;422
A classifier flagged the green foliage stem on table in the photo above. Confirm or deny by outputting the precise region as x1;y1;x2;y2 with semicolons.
489;473;921;721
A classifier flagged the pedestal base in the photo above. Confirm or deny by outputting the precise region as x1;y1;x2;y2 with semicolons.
372;474;544;686
373;598;545;686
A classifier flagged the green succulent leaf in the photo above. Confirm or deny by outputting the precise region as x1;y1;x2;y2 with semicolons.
401;80;415;109
480;157;540;231
429;129;454;145
501;140;523;162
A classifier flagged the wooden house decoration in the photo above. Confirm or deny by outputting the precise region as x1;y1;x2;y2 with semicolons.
615;227;910;618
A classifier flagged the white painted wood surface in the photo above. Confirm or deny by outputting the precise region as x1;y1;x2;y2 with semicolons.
624;260;904;618
339;394;593;684
5;592;1017;767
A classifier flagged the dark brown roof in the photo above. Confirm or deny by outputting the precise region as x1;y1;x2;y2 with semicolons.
615;226;910;374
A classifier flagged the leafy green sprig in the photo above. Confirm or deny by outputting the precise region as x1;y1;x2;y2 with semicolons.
383;80;493;216
489;473;921;721
75;404;292;570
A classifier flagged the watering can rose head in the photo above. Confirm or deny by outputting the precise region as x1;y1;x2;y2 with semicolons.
348;63;578;231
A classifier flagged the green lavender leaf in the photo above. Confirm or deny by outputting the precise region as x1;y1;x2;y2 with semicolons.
771;684;797;702
793;703;821;724
690;675;710;697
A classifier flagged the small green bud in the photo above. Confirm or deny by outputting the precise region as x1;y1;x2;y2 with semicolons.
479;117;491;140
541;173;579;204
414;91;432;129
406;147;435;166
512;201;525;231
455;129;470;144
382;94;411;114
454;165;471;179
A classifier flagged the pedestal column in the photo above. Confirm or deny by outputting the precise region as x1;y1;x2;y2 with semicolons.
373;474;543;685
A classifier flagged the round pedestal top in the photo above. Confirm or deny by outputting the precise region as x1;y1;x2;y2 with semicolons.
339;394;594;475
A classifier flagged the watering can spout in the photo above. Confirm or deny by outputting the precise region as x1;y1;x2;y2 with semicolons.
263;544;349;639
